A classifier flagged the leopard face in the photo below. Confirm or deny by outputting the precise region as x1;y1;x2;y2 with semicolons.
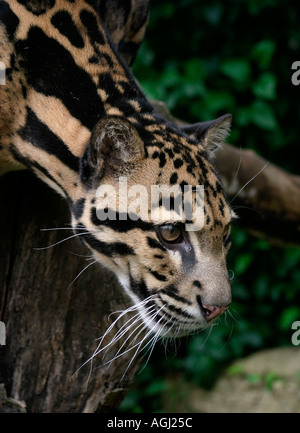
74;114;233;338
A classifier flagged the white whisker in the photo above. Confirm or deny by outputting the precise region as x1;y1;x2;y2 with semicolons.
40;227;76;231
104;302;164;366
87;300;167;382
231;145;243;188
104;322;149;373
97;314;155;376
65;251;95;259
229;269;235;281
34;231;91;250
101;305;158;364
104;309;149;348
139;315;174;374
106;294;157;323
40;226;98;232
74;295;158;382
226;307;240;323
67;259;97;290
119;306;168;380
230;161;269;204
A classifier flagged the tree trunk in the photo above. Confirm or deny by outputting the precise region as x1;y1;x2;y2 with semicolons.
0;171;142;413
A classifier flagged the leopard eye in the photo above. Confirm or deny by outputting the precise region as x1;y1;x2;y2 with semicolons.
159;224;183;243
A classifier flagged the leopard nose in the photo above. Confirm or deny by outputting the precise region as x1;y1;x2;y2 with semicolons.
202;304;229;321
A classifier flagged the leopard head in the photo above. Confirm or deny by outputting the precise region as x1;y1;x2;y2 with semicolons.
76;113;233;338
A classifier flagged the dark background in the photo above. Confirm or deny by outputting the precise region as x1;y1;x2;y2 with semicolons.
119;0;300;412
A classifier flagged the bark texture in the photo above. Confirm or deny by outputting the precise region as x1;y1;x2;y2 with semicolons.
0;171;142;413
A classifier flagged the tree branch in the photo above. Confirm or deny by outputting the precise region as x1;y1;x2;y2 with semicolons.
215;144;300;247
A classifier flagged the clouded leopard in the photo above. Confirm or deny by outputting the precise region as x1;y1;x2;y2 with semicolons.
0;0;234;341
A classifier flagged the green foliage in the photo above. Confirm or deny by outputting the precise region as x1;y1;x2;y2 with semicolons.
120;0;300;412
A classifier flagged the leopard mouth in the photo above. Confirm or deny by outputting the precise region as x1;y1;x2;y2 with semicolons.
125;279;230;338
139;295;230;339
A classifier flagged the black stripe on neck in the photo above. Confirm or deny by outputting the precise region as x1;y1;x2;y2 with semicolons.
18;107;79;172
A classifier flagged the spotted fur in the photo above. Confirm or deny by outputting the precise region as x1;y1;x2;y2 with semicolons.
0;0;234;338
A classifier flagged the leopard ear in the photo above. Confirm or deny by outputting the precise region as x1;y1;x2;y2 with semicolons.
182;114;232;156
80;116;145;185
